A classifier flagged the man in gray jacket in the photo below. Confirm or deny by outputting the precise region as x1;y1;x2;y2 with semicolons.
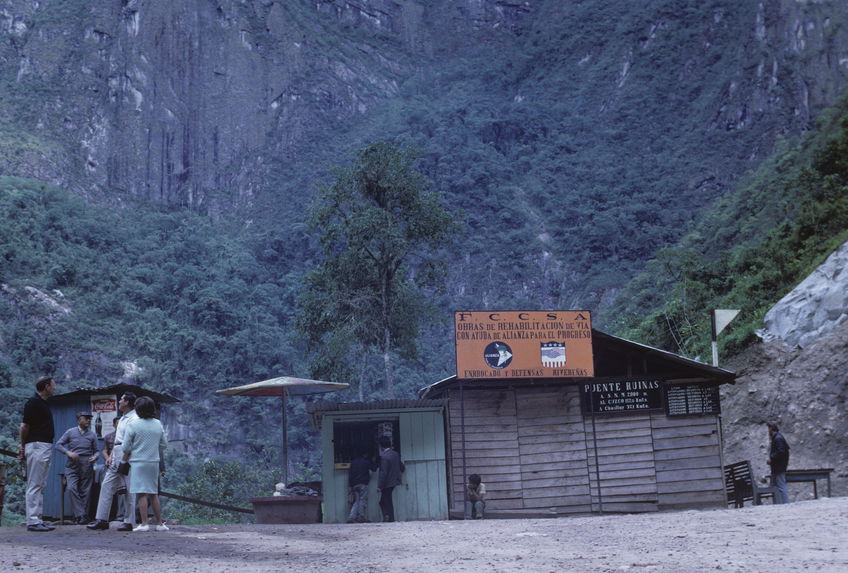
55;412;99;524
377;436;403;522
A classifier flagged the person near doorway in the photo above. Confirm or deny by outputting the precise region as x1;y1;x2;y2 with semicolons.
55;411;99;524
377;436;403;522
767;421;790;504
464;473;486;519
347;449;374;523
19;376;58;532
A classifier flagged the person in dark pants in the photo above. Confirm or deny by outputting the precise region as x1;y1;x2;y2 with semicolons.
767;421;791;504
347;450;374;523
19;376;57;532
377;436;403;522
55;412;100;524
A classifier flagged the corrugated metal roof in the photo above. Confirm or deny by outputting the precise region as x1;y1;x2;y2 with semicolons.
307;399;446;414
307;399;447;426
53;383;180;403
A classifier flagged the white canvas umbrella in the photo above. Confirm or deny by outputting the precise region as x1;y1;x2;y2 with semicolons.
216;376;349;481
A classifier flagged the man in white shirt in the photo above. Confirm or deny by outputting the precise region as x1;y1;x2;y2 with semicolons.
86;392;139;531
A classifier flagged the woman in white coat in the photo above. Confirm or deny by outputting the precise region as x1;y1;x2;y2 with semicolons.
122;396;168;531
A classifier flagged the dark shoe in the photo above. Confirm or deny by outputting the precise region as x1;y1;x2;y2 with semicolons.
116;523;133;531
27;523;53;532
86;520;109;530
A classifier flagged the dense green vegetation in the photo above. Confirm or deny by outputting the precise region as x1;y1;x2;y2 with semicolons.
0;177;322;517
164;457;279;524
604;95;848;358
298;142;458;398
336;0;806;311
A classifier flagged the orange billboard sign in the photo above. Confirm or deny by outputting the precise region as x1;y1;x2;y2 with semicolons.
454;311;594;379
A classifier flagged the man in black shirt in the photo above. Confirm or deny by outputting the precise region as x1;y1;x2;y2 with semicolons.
19;376;57;532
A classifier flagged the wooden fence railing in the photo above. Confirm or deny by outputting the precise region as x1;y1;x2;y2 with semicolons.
159;490;253;514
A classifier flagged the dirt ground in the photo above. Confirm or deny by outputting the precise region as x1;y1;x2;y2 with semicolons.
2;497;847;573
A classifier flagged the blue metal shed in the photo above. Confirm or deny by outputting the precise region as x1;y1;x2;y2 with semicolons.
43;384;179;521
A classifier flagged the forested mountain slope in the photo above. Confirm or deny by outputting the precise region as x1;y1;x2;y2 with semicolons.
3;0;847;306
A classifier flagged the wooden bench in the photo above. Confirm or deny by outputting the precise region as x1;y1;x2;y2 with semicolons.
724;460;779;507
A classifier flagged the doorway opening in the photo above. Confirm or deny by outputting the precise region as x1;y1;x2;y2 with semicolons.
332;419;400;465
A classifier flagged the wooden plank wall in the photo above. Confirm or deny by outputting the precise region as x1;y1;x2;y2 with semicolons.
447;386;726;516
447;386;592;516
584;413;658;513
447;388;522;513
516;387;591;514
399;410;449;520
650;413;726;510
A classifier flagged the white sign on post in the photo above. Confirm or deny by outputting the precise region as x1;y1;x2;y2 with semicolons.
711;309;740;367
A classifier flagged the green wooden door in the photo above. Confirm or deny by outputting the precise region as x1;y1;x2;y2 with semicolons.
395;410;449;521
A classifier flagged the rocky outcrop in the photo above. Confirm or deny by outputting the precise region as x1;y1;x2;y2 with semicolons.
723;241;848;500
722;318;848;500
761;240;848;348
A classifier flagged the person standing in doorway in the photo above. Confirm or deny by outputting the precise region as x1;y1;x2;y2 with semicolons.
19;376;57;532
87;392;138;531
377;436;403;522
347;449;374;523
767;421;791;504
55;412;99;524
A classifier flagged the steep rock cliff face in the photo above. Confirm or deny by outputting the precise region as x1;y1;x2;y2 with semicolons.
0;0;527;211
2;0;847;468
1;0;847;218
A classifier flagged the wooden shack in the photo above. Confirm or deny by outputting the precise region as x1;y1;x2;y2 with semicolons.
308;399;449;523
420;328;736;518
44;383;179;521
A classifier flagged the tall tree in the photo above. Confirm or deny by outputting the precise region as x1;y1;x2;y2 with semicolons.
298;142;456;398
